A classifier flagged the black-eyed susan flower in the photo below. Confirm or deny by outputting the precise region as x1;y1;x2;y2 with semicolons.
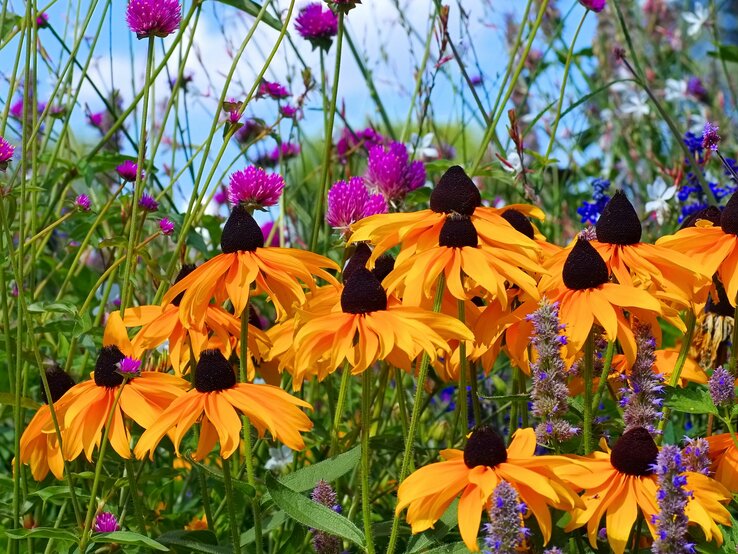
125;265;271;378
395;426;583;551
162;204;339;326
705;433;738;492
19;366;76;480
52;312;188;461
559;428;731;554
134;349;313;460
291;268;473;385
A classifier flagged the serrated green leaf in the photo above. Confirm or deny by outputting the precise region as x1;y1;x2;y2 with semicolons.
91;531;169;551
29;485;89;505
210;0;282;31
6;527;79;542
665;386;718;415
279;445;360;492
157;530;230;553
266;473;365;549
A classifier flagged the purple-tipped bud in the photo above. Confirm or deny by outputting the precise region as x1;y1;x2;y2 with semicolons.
579;0;606;11
138;193;159;212
702;122;721;152
116;160;140;183
257;80;290;100
74;194;91;212
709;366;734;407
159;217;175;236
93;511;120;533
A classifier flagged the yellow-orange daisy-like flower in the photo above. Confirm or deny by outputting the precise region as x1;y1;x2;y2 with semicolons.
396;427;583;551
134;349;313;460
163;205;339;327
291;268;473;386
51;312;188;461
19;367;76;480
542;238;662;363
705;433;738;492
657;192;738;306
349;166;542;266
559;428;731;554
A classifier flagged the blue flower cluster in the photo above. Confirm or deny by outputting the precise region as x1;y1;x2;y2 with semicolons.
577;178;611;224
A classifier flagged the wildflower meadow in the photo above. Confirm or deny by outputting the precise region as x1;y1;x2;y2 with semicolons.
5;0;738;552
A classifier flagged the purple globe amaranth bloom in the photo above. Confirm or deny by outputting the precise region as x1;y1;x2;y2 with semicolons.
126;0;182;39
269;142;301;163
117;356;142;377
336;126;384;163
364;142;425;202
228;166;285;208
651;445;694;554
116;160;140;183
36;13;50;28
87;111;104;128
483;480;530;553
93;512;120;533
0;136;15;171
214;186;228;205
709;366;734;407
159;217;175;235
138;193;159;212
311;480;342;554
326;177;387;236
702;121;721;152
258;80;290;100
75;194;91;212
280;104;299;118
620;324;664;436
579;0;606;11
295;3;338;51
235;119;266;145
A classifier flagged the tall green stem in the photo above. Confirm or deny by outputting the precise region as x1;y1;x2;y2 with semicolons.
361;370;375;554
582;331;595;454
331;362;352;455
221;455;242;554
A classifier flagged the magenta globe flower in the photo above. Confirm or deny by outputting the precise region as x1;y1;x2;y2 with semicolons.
295;3;338;51
326;176;387;236
138;193;159;212
257;80;290;100
74;194;91;212
116;160;140;182
228;166;285;208
0;136;15;171
578;0;606;11
364;142;426;202
93;512;120;533
126;0;182;39
159;217;175;235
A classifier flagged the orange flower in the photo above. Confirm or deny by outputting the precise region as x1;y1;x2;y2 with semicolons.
396;427;583;551
559;428;731;554
705;433;738;492
134;350;313;460
163;205;339;327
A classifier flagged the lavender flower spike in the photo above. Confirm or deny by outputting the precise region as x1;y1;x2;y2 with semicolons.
709;366;734;408
651;445;694;554
681;437;711;475
483;481;529;554
311;480;341;554
621;323;664;436
527;297;579;444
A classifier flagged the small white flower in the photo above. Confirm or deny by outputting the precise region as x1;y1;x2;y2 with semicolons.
683;3;709;37
501;151;522;174
645;176;677;225
664;78;687;102
620;91;651;120
264;445;294;471
407;133;438;160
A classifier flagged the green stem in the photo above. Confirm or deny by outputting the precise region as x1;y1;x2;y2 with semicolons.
361;370;375;554
309;13;344;252
120;37;156;315
125;459;147;535
582;331;595;454
221;456;243;554
386;274;445;554
197;467;214;530
591;341;615;416
543;9;588;163
331;362;352;455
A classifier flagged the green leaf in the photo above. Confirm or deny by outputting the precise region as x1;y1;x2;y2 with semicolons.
210;0;282;31
278;445;360;493
265;473;366;549
0;392;41;410
708;45;738;64
241;511;286;546
91;531;169;551
29;485;89;505
6;527;79;542
665;386;718;415
418;542;472;553
0;14;21;43
157;530;230;553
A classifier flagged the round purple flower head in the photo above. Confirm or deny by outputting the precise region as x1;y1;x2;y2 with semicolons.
138;193;159;212
159;217;175;235
75;194;91;212
228;166;285;208
365;142;426;202
93;512;120;533
578;0;606;11
0;136;15;171
295;3;338;50
116;160;140;183
326;177;387;236
117;356;142;377
258;80;290;100
280;104;299;118
36;13;50;28
126;0;182;39
269;142;301;163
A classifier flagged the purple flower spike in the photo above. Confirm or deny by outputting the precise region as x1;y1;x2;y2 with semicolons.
117;356;142;377
93;512;120;533
365;142;425;202
652;446;693;554
295;3;338;51
326;177;387;236
484;480;529;553
228;166;285;208
0;136;15;171
621;324;664;436
75;194;91;212
138;193;159;212
159;217;175;235
311;480;342;554
116;160;140;183
709;366;734;407
126;0;182;39
702;122;721;152
579;0;606;11
258;80;290;100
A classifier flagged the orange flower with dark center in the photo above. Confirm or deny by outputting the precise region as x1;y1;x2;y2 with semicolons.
134;349;313;460
19;366;76;480
559;428;731;554
396;426;583;551
163;205;339;326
